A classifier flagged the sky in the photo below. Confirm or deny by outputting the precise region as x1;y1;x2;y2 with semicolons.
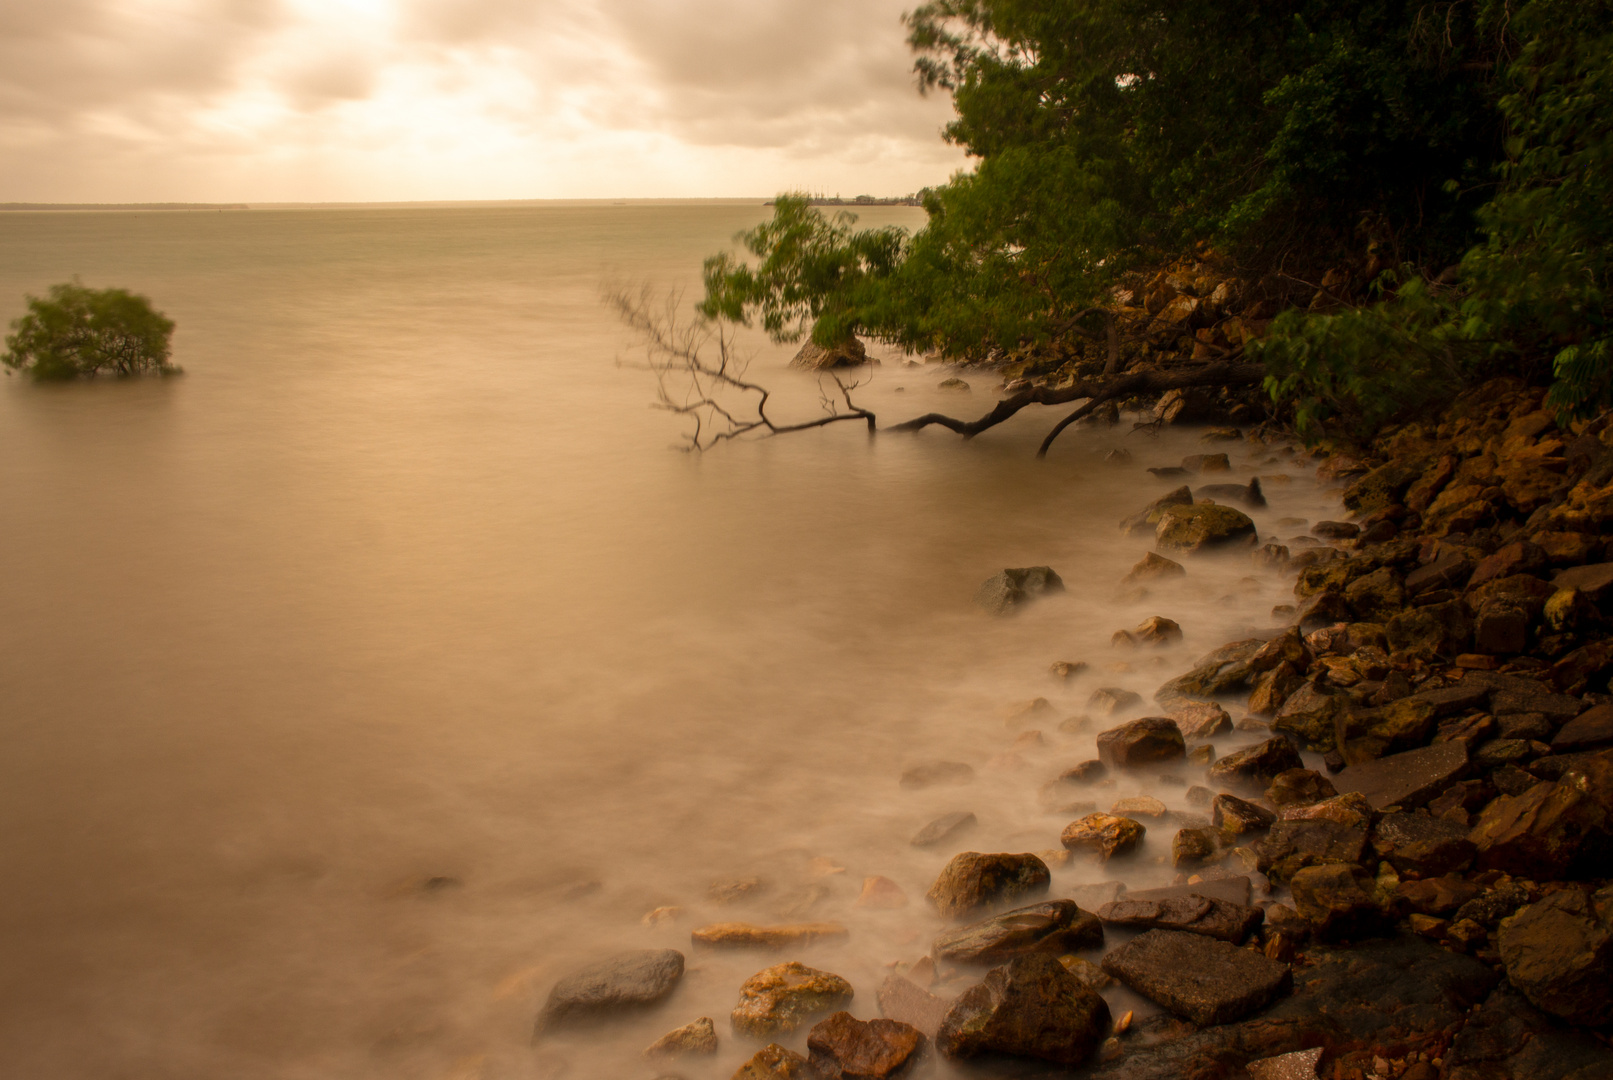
0;0;969;203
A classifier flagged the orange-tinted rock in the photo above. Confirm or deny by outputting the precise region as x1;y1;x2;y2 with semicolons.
806;1011;924;1080
926;852;1051;918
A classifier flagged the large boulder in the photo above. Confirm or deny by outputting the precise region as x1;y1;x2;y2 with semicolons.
731;961;855;1038
1120;486;1195;537
792;337;868;369
936;953;1111;1065
1468;752;1613;879
1096;894;1264;944
926;852;1051;918
1496;886;1613;1027
806;1011;924;1080
976;566;1065;615
534;948;685;1033
1096;717;1187;767
1061;813;1146;860
1155;503;1257;554
1208;737;1305;790
1100;928;1292;1025
931;900;1103;965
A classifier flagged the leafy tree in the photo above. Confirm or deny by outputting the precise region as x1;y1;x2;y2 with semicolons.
3;282;178;381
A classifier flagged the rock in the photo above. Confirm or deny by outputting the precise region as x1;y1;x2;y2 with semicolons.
1156;638;1267;701
1120;486;1196;536
854;877;908;910
1096;717;1186;767
1405;551;1477;595
926;852;1051;918
1332;740;1470;810
645;1016;718;1058
1247;1047;1324;1080
1097;894;1264;944
936;954;1111;1065
1334;696;1439;764
1213;794;1276;837
1345;567;1405;622
1444;983;1610;1080
1386;599;1474;658
1198;478;1266;508
1396;874;1484;916
692;923;850;949
1125;551;1186;583
1552;704;1613;751
1273;684;1343;749
1473;599;1529;654
1050;659;1090;680
1060;759;1108;784
1277;791;1374;829
975;566;1064;615
732;1043;817;1079
535;949;686;1033
1312;520;1360;540
911;811;977;848
1255;819;1369;884
1467;752;1613;878
1168;701;1233;739
1286;864;1385;939
1155;503;1257;553
1254;543;1292;571
898;761;973;789
1368;813;1475;875
1172;827;1221;868
731;962;855;1038
1550;561;1613;603
1114;615;1183;647
1101;928;1292;1026
1343;458;1427;515
791;337;869;369
1088;687;1145;716
875;974;951;1040
1208;738;1305;790
1456;880;1537;930
1183;453;1232;473
1111;794;1168;818
937;376;969;391
1266;769;1338;807
1061;813;1146;860
1129;876;1254;906
1496;887;1613;1027
931;899;1104;964
1249;662;1305;716
806;1011;924;1080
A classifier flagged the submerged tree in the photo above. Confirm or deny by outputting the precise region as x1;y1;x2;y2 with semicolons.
3;282;178;381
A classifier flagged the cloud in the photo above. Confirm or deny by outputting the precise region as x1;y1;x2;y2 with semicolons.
0;0;966;201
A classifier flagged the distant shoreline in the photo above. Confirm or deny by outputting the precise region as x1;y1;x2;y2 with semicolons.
0;203;250;212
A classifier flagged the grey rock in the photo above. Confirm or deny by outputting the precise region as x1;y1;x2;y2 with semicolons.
976;566;1065;615
1101;928;1292;1026
535;948;685;1032
1096;894;1264;944
875;974;952;1040
911;810;978;848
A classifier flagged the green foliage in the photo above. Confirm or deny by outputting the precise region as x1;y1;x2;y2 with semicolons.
4;282;177;381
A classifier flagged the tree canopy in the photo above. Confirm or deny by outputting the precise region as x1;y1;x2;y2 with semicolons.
4;282;178;381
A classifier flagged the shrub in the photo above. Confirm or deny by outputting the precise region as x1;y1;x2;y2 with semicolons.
3;282;178;381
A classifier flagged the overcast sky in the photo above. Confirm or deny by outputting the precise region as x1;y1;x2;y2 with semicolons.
0;0;969;203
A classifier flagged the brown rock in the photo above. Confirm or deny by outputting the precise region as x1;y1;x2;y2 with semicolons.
1266;768;1338;807
1468;541;1548;589
855;877;908;910
645;1016;718;1059
1207;737;1305;789
693;923;850;950
1096;893;1263;944
1551;561;1613;603
1396;874;1483;916
1100;928;1292;1025
1369;812;1476;875
931;899;1104;965
1552;704;1613;751
910;811;977;849
732;1043;817;1080
1256;818;1369;884
1113;615;1183;647
936;954;1110;1065
926;852;1051;919
1060;813;1146;861
1533;531;1598;567
1096;717;1186;767
1496;887;1613;1028
1171;826;1220;868
1473;599;1529;655
1168;700;1233;738
1119;485;1194;536
1277;791;1374;830
806;1011;923;1080
1288;864;1386;939
875;974;951;1040
1155;503;1257;553
732;962;855;1038
976;566;1065;616
899;761;974;789
1111;795;1168;818
1332;740;1470;810
1467;752;1613;878
1087;687;1144;716
1213;794;1275;837
1124;551;1187;583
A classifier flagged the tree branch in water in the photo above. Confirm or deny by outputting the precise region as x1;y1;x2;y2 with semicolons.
609;287;876;452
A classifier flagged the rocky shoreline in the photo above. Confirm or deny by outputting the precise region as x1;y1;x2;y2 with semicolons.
532;376;1612;1080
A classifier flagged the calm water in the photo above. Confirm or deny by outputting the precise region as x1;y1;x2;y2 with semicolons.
0;203;1338;1079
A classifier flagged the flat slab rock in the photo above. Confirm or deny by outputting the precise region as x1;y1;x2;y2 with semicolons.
1127;876;1252;907
1332;740;1469;810
1097;894;1264;944
535;948;685;1032
932;899;1104;965
876;973;953;1040
1101;928;1292;1026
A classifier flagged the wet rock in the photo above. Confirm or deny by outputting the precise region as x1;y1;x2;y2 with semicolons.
1332;740;1470;810
1111;794;1168;818
1096;717;1186;767
931;899;1104;965
731;961;855;1038
1213;794;1276;837
876;974;952;1040
1468;541;1548;589
1396;873;1484;916
645;1016;718;1059
1120;485;1195;536
1097;894;1263;944
1168;701;1233;738
1552;560;1613;603
1406;552;1478;596
732;1043;817;1079
1249;662;1306;716
1207;737;1305;790
911;811;977;849
1060;759;1108;784
975;566;1065;616
1444;984;1609;1080
1049;659;1090;680
1455;880;1536;930
1130;876;1254;906
937;376;969;391
1473;599;1530;654
936;953;1111;1065
926;852;1051;918
998;696;1056;730
1266;769;1338;807
1125;551;1187;584
1246;1047;1324;1080
1551;703;1613;751
806;1011;923;1080
1272;684;1344;750
1172;827;1221;868
1088;687;1145;716
1256;819;1368;884
1183;453;1231;473
1368;813;1475;875
1277;791;1374;830
1496;886;1613;1027
1345;567;1405;622
1472;737;1535;770
1061;813;1146;860
899;761;974;789
1335;696;1439;764
1386;599;1474;659
1156;638;1267;701
535;948;686;1033
1343;458;1427;515
1101;928;1292;1025
1286;864;1386;939
1156;503;1257;553
693;923;849;949
1113;615;1183;647
1468;752;1613;878
792;337;869;369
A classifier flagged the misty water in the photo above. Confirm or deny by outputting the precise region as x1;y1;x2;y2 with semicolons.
0;203;1342;1079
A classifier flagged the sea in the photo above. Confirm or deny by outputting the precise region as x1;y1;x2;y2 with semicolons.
0;202;1337;1079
